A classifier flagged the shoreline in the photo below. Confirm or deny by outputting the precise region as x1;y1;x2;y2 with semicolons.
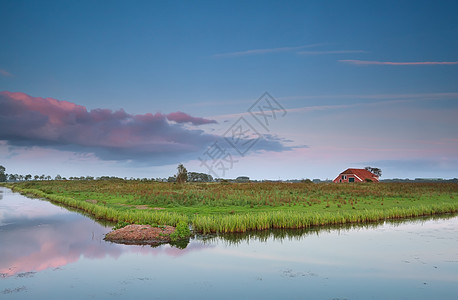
4;183;458;234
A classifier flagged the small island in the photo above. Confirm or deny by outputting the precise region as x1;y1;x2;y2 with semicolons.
104;224;176;245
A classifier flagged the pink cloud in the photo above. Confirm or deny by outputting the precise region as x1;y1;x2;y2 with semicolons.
0;91;217;163
4;91;87;125
0;91;288;164
339;60;458;65
167;111;217;125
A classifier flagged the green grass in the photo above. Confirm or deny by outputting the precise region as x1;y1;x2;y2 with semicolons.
4;180;458;233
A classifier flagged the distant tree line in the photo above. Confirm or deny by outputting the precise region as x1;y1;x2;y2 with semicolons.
0;163;228;184
381;178;458;183
0;164;216;183
167;165;213;183
6;163;451;184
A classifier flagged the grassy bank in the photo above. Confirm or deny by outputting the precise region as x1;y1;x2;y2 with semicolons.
4;180;458;233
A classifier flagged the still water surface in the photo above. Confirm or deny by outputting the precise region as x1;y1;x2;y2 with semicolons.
1;187;457;299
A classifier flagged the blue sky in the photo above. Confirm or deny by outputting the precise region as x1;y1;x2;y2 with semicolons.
1;0;457;180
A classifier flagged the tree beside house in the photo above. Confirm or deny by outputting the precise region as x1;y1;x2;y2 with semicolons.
333;168;380;183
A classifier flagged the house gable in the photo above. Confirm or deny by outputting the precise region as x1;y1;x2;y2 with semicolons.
333;168;379;183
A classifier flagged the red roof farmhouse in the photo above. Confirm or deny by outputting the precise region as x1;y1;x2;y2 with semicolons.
333;168;379;183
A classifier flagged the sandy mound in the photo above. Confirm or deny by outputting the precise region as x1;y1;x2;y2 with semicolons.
104;224;175;245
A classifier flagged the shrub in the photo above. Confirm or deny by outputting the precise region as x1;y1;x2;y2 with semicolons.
170;221;191;241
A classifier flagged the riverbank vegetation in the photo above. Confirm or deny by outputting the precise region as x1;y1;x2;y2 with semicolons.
3;180;458;233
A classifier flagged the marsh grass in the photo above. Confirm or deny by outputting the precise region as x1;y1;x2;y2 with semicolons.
6;180;458;233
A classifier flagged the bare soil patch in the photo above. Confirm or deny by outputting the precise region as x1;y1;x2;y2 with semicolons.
115;203;165;210
135;205;150;210
104;224;175;245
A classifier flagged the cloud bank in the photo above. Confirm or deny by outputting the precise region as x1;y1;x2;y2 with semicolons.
0;91;291;165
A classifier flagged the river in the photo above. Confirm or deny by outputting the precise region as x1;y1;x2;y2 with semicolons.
1;187;457;299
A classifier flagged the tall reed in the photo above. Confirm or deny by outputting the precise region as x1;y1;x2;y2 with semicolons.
192;204;458;234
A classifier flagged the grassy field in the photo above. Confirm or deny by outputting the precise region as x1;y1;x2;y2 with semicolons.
4;180;458;233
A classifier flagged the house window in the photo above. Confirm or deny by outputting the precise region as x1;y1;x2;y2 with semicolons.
343;175;347;180
349;177;355;182
341;175;345;180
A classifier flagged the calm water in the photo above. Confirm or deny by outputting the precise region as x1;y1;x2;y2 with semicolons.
1;187;457;299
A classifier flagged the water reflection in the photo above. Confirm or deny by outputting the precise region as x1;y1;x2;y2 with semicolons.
1;187;458;299
202;213;458;246
1;185;457;278
0;188;210;277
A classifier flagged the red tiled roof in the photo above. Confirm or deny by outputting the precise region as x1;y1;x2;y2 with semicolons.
340;168;378;181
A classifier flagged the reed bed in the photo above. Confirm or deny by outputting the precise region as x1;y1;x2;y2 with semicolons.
192;204;458;234
6;180;458;234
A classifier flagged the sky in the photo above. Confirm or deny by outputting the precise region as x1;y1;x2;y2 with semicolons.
1;0;457;180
